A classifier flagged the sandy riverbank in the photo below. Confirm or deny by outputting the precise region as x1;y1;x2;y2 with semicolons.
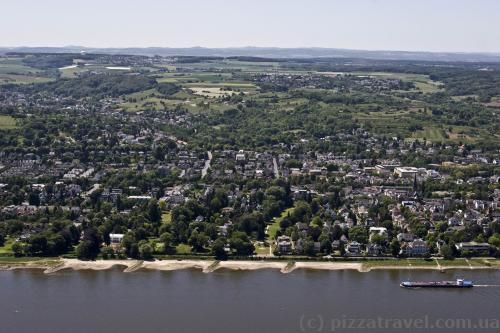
44;259;142;273
290;262;363;273
141;260;214;273
1;258;499;274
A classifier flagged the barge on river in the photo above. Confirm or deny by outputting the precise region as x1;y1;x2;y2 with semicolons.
400;278;473;288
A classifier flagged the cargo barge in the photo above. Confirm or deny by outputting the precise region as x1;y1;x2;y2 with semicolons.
400;278;473;288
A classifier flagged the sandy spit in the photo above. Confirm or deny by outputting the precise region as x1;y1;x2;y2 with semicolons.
44;259;141;274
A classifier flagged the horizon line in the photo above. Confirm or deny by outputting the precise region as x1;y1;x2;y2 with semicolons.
2;45;500;56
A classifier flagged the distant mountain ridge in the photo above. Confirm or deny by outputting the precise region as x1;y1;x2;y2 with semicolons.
2;46;500;62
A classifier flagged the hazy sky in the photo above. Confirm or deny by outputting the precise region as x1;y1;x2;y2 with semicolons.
2;0;500;52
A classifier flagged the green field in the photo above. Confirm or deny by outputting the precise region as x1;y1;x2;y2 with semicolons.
0;57;40;75
0;57;54;84
411;126;447;141
0;115;18;129
0;73;54;85
410;125;494;143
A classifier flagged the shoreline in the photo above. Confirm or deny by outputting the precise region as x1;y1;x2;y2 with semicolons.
1;258;499;274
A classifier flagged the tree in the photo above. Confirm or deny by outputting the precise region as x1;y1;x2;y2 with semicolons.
488;234;500;247
229;232;254;256
76;240;98;260
148;199;161;223
440;244;454;260
390;239;400;257
28;192;40;206
238;213;265;239
0;233;4;247
291;201;312;223
48;233;70;255
12;242;25;257
349;226;368;244
76;228;101;260
331;224;343;240
122;233;138;258
188;230;208;252
212;238;228;260
319;233;332;254
101;246;115;259
159;232;175;254
370;234;386;246
28;234;48;256
138;242;153;260
302;237;316;256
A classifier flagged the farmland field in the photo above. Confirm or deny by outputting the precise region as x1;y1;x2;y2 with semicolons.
0;73;54;85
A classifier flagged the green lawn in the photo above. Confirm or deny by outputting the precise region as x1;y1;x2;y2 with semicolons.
411;126;447;141
161;212;172;224
363;259;437;268
0;237;15;254
254;242;270;255
0;115;17;130
267;207;295;240
362;258;500;269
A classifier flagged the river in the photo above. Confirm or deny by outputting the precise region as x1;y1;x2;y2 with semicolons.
1;269;500;333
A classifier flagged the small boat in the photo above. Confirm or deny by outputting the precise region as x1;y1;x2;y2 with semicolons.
400;278;473;288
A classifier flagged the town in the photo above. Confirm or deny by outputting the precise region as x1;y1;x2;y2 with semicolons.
0;52;499;262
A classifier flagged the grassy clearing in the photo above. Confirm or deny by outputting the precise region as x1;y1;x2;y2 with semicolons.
0;115;18;130
161;212;172;224
267;207;295;240
120;89;173;112
59;66;89;78
362;259;438;268
437;259;470;267
411;126;447;141
414;81;442;93
254;243;270;255
0;237;15;254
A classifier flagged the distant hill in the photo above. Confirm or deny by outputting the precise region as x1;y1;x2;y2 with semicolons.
2;46;500;62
